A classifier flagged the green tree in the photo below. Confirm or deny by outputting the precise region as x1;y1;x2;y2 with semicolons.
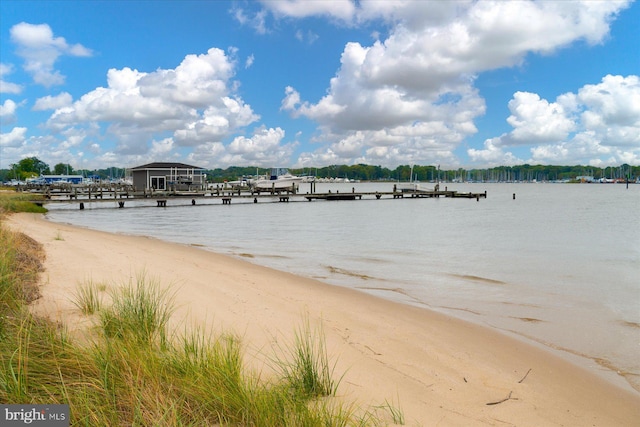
13;157;50;179
53;163;75;175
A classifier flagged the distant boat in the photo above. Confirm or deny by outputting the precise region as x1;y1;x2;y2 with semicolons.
396;182;434;192
224;176;254;189
253;168;302;191
395;164;434;192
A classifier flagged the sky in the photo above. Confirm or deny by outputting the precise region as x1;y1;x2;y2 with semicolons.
0;0;638;171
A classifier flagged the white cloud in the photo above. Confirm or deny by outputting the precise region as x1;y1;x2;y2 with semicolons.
4;2;635;170
577;74;640;139
33;92;73;110
10;22;92;87
227;126;295;164
245;54;255;69
3;46;271;169
0;99;19;122
499;91;577;145
58;126;88;150
176;126;296;169
0;127;31;168
150;137;176;157
260;0;356;22
295;29;319;44
45;48;259;157
283;37;487;166
274;0;631;167
0;126;27;148
468;138;523;167
0;63;23;94
488;75;640;165
232;7;268;34
280;86;301;112
138;48;236;108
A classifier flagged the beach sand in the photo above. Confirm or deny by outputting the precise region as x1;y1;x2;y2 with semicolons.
6;212;640;426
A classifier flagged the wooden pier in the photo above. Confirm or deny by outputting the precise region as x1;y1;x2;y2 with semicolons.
23;182;487;209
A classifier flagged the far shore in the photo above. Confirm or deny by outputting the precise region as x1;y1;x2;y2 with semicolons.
6;212;640;426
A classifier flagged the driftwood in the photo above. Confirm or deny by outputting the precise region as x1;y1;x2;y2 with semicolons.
486;391;513;406
518;368;532;383
485;367;531;406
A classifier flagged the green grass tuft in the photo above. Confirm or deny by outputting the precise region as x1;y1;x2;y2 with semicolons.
71;280;105;315
99;273;174;347
273;316;342;398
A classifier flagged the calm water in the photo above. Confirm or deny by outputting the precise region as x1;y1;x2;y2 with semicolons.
45;182;640;391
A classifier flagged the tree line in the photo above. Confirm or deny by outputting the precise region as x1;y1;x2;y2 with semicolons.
2;156;638;184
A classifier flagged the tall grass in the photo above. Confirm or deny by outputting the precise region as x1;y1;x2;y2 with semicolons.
0;191;46;215
0;216;405;425
71;280;104;315
274;317;341;398
99;273;174;347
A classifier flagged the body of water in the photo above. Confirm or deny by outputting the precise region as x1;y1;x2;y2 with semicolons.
45;182;640;391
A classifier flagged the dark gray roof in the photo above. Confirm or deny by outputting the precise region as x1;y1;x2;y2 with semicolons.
130;162;204;170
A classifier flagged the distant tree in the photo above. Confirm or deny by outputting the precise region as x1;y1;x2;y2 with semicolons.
53;163;75;175
17;157;49;174
13;157;50;179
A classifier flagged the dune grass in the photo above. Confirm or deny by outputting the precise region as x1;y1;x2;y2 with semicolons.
273;317;341;399
0;214;404;425
0;191;46;215
71;280;105;315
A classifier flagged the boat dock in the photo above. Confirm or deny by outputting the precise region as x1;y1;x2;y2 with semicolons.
24;182;487;209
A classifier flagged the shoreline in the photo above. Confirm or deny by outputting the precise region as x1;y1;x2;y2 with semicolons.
362;285;640;394
6;212;640;426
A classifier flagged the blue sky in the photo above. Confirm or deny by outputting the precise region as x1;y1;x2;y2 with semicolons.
1;0;638;170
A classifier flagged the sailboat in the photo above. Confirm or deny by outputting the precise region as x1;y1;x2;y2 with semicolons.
396;165;432;192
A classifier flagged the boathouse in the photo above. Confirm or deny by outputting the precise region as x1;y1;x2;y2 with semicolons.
40;174;84;184
128;162;206;191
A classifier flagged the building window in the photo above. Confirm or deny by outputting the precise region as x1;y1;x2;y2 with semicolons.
151;176;166;190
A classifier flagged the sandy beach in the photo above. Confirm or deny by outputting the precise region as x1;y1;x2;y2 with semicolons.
6;212;640;426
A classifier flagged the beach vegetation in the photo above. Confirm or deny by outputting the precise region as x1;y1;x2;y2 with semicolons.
98;273;174;347
71;280;105;315
272;317;341;398
0;220;404;425
376;399;405;425
0;191;46;215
